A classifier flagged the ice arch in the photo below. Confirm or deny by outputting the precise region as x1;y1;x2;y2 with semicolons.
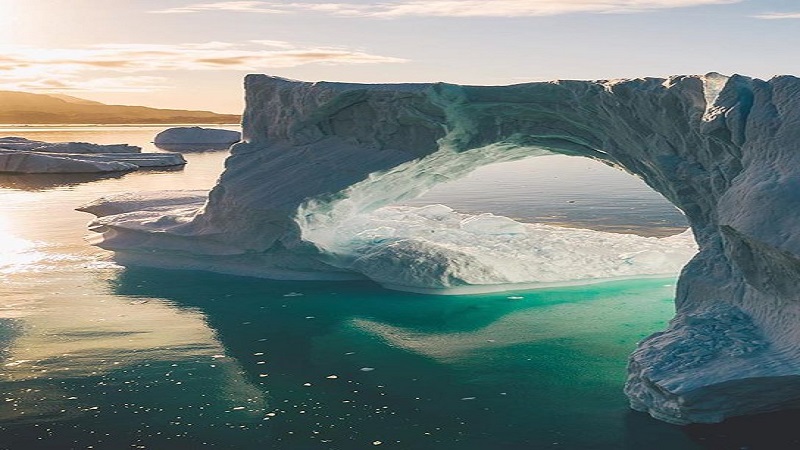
82;73;800;424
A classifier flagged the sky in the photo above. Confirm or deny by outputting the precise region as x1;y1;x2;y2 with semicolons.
0;0;798;114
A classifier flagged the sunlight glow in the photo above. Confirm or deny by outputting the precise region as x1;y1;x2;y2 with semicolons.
0;213;46;275
0;1;19;44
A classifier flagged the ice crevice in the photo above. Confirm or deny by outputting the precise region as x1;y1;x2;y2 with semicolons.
81;72;800;424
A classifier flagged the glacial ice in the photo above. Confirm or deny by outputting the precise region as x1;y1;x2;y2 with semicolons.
306;205;696;293
0;136;140;153
154;126;240;151
0;137;185;173
82;72;800;425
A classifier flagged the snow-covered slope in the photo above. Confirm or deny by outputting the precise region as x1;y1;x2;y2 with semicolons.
82;73;800;424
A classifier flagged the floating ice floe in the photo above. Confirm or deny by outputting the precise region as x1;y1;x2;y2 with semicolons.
154;126;240;151
0;137;185;174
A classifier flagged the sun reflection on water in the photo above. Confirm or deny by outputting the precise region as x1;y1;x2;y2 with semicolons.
0;213;48;275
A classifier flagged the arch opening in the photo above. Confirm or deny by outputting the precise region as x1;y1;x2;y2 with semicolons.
403;154;688;237
295;145;696;294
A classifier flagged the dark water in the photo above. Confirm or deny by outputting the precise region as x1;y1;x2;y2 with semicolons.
0;127;794;449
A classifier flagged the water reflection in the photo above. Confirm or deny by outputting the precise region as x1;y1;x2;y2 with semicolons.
404;155;689;237
135;164;187;172
0;267;267;445
155;143;233;152
110;267;800;449
104;267;700;449
0;255;795;448
684;409;800;448
0;172;125;191
0;214;53;275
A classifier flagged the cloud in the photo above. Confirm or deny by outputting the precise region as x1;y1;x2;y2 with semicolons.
0;76;169;93
154;1;287;14
151;0;740;17
0;42;405;93
249;40;295;49
753;12;800;19
0;43;405;73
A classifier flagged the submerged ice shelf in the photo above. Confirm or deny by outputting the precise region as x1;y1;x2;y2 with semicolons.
82;72;800;425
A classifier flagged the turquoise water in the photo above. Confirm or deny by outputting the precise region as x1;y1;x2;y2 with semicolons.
0;269;695;449
0;127;790;449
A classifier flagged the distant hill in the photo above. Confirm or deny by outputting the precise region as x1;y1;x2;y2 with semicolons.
47;94;106;106
0;91;240;124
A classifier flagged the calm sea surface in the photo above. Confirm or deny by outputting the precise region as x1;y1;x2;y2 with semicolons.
0;127;785;449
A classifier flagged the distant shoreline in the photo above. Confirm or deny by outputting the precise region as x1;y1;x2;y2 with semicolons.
0;91;241;126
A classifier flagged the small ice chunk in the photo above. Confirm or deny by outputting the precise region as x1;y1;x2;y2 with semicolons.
414;204;454;220
460;214;527;235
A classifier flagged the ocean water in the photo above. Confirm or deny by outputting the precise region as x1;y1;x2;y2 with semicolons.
403;156;688;237
0;127;791;449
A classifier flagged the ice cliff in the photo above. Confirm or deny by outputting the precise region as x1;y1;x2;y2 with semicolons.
82;72;800;424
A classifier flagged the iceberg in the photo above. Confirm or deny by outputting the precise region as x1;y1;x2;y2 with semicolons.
82;72;800;424
154;126;240;151
0;136;141;153
0;137;185;173
304;205;696;293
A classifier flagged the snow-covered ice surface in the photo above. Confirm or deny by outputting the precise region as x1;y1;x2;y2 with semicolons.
305;204;696;293
0;136;140;153
0;137;185;173
82;72;800;425
154;126;240;151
